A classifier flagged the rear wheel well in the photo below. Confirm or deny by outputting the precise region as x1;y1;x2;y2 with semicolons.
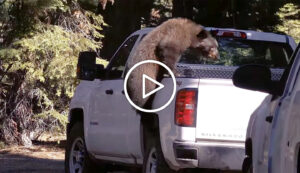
140;113;159;152
245;138;253;157
68;108;84;135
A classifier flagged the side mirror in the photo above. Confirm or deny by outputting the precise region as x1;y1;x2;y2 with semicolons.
77;52;106;80
233;65;272;93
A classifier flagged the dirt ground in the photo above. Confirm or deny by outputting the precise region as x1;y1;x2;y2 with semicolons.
0;142;131;173
0;134;131;173
0;134;241;173
0;133;65;173
0;143;241;173
0;143;65;173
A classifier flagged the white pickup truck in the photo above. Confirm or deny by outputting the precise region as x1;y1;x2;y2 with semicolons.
235;44;300;173
65;28;296;173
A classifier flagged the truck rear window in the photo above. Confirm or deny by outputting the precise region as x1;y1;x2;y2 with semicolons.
180;38;293;68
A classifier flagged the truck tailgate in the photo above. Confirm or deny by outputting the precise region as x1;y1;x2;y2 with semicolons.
196;79;268;142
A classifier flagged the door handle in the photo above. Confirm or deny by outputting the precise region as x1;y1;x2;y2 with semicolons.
105;89;114;95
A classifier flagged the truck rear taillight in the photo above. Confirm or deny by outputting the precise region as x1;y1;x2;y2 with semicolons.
211;30;247;39
175;89;197;127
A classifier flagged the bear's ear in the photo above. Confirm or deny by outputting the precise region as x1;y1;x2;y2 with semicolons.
197;30;208;39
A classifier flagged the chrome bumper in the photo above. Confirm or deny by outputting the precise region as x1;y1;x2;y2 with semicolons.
173;141;244;170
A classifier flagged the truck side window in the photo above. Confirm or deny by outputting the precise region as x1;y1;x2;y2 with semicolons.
107;35;139;79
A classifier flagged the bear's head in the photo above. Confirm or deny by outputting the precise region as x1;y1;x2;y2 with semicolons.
191;29;219;60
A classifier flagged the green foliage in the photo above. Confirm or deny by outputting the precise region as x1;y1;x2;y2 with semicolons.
34;109;68;131
153;0;172;18
1;24;99;97
145;0;173;27
28;0;68;11
275;3;300;43
96;58;109;67
0;0;108;144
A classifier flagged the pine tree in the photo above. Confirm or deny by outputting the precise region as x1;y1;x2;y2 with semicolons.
0;0;108;145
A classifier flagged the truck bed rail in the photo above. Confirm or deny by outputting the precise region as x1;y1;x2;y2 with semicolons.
176;64;284;81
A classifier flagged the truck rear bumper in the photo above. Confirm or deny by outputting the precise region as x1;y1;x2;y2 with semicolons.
173;141;244;170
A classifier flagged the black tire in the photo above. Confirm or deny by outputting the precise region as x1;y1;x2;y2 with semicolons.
143;133;176;173
65;122;106;173
242;157;253;173
297;150;300;173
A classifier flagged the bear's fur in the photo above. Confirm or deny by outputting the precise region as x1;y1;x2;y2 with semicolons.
127;18;219;108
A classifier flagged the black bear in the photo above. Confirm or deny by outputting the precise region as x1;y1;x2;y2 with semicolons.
127;18;219;108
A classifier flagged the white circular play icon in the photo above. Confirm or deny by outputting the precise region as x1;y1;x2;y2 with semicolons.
124;60;176;113
142;74;165;99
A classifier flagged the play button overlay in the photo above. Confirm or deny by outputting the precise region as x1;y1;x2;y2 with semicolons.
124;60;176;113
143;74;164;99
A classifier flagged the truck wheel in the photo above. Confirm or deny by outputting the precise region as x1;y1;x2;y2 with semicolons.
297;150;300;173
65;122;106;173
242;157;253;173
143;136;176;173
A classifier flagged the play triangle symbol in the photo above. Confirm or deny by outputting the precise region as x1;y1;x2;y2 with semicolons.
142;74;164;99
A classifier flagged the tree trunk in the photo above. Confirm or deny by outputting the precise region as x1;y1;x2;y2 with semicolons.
98;0;154;60
172;0;194;19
